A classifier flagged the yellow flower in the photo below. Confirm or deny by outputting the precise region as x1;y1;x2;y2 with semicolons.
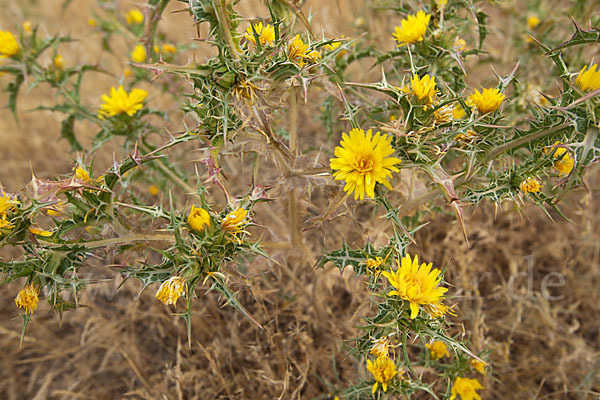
367;356;399;393
54;54;66;70
124;68;132;77
0;192;19;218
245;22;275;46
325;40;341;51
288;34;310;66
188;205;211;232
450;377;484;400
546;142;574;175
0;30;19;57
74;165;92;183
366;256;384;277
452;104;466;119
87;18;97;27
453;37;466;52
329;128;401;200
434;104;454;124
98;85;148;118
468;87;505;114
575;64;600;92
423;301;456;318
126;9;144;25
404;74;438;104
29;227;53;237
426;340;450;360
47;202;67;216
23;21;32;33
436;0;448;5
15;284;39;314
455;129;478;144
149;185;159;196
155;276;187;306
370;337;391;358
527;15;540;29
0;218;14;230
519;177;541;193
470;359;487;375
131;44;147;63
162;44;177;54
221;208;250;236
306;49;321;63
153;45;160;54
381;253;448;319
393;11;431;46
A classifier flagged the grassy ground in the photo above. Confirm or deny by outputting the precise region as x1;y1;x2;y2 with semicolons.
1;0;599;399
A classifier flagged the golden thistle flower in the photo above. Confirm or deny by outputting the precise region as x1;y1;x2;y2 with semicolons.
131;44;147;63
221;208;250;236
29;227;53;237
434;104;454;124
0;192;19;218
527;15;541;29
381;253;448;319
15;284;39;314
329;128;401;200
366;256;384;277
519;177;541;193
370;337;391;358
98;85;148;118
162;44;177;54
188;205;211;232
0;218;14;230
0;30;19;57
23;21;32;33
393;11;431;46
54;54;66;70
426;340;450;360
453;104;466;119
288;34;312;66
453;37;466;52
468;88;505;114
74;165;92;183
367;356;399;393
470;359;487;375
155;276;187;306
546;142;574;175
126;9;144;25
87;18;97;27
245;22;275;46
575;64;600;92
450;377;484;400
404;74;438;105
422;301;455;318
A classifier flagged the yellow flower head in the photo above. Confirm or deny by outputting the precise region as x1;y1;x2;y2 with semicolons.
519;177;541;193
367;356;398;394
404;74;438;104
288;34;311;66
381;253;448;319
29;227;53;237
575;64;600;92
99;85;148;118
54;54;66;70
434;104;454;124
188;205;211;232
162;44;177;54
0;30;19;57
468;87;505;114
366;256;384;277
450;377;484;400
370;337;391;358
527;15;541;29
423;301;456;318
221;208;250;236
131;44;147;63
393;11;431;46
330;129;401;200
453;37;466;52
74;165;92;183
23;21;32;33
546;142;574;175
155;276;187;306
148;185;159;196
87;18;97;27
15;284;39;314
426;340;450;360
452;104;466;119
470;359;487;375
0;192;19;218
245;22;275;46
126;9;144;25
0;218;14;230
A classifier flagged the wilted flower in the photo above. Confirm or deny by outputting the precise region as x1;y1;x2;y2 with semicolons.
381;253;448;319
126;9;144;25
98;85;148;118
575;64;600;92
455;129;478;144
244;22;275;46
329;128;401;200
370;337;391;358
188;206;211;232
155;276;187;306
404;74;438;105
450;377;484;400
426;340;450;360
453;37;466;52
15;284;39;314
393;11;431;46
131;44;147;63
221;208;250;236
367;356;399;393
366;256;384;277
0;30;19;57
469;88;505;114
519;177;541;193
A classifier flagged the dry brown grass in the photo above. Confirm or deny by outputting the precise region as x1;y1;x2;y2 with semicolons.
1;0;599;399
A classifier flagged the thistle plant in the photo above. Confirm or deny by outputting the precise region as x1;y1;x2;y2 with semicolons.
0;0;599;398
